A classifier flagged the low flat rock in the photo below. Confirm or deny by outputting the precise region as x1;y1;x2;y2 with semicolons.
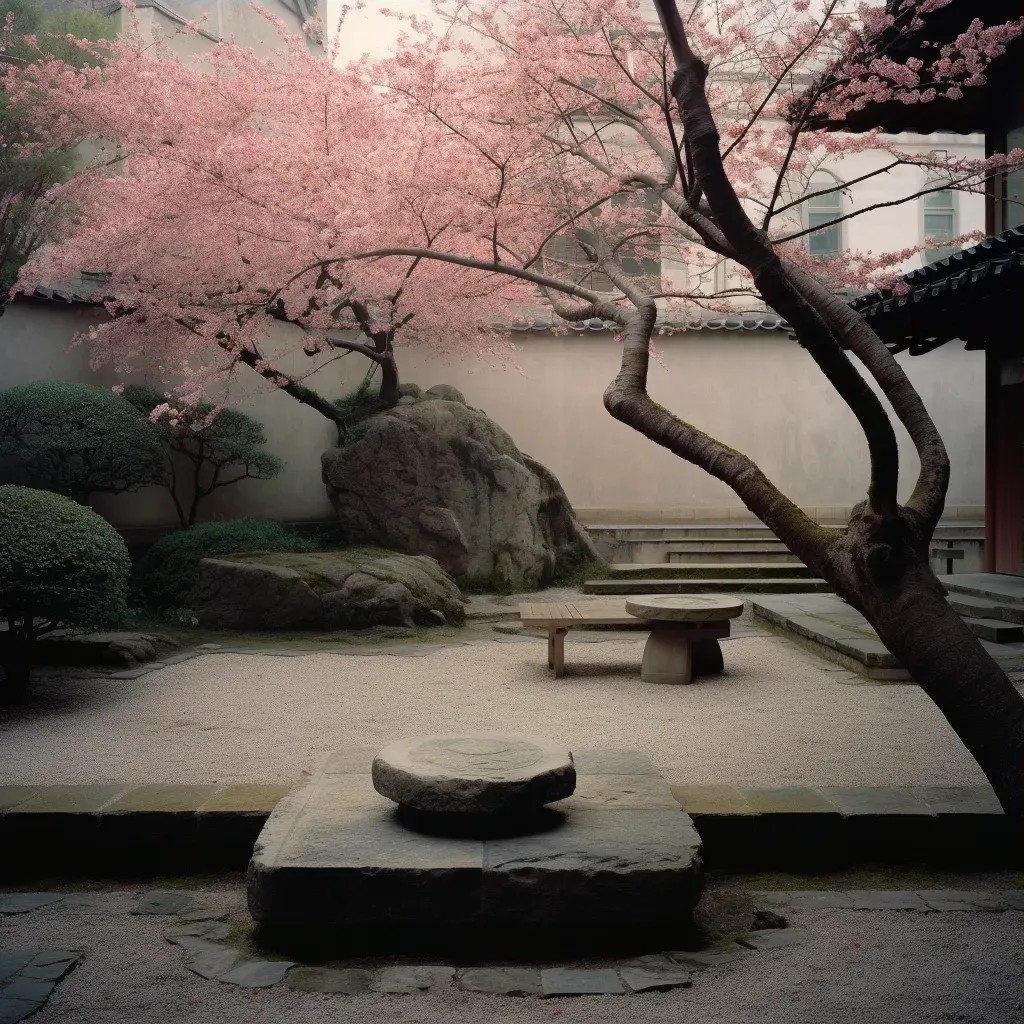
33;631;179;668
187;549;465;631
625;595;744;622
371;734;576;813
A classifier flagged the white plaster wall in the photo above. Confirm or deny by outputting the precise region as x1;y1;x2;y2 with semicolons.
0;301;985;527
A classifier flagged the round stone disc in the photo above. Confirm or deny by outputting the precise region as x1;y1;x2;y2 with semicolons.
371;734;576;813
625;595;744;621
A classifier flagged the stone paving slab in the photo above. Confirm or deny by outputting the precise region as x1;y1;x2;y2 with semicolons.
2;782;1014;875
0;995;39;1024
377;966;455;993
7;786;129;813
734;928;809;950
133;891;195;915
0;790;41;813
750;890;1024;912
286;967;374;994
541;968;625;996
217;959;295;988
0;950;81;1023
619;954;693;992
5;889;1020;1007
668;946;751;968
670;785;1012;869
457;967;542;996
0;894;65;915
105;785;220;813
752;593;1024;680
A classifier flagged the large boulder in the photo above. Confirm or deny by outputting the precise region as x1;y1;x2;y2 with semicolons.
186;549;465;631
321;388;601;589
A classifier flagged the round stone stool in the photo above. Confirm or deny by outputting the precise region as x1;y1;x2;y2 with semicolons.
625;595;744;685
372;733;576;813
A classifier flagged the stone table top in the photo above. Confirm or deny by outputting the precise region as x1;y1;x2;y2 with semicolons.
624;595;744;622
371;734;576;813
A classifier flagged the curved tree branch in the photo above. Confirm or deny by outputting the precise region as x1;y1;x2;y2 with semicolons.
603;306;834;570
784;261;949;537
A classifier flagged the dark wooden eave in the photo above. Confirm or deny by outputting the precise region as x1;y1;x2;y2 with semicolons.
847;227;1024;355
799;0;1023;135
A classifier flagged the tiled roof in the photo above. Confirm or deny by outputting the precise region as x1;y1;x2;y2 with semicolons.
14;279;792;333
14;271;112;307
846;228;1024;354
494;311;791;333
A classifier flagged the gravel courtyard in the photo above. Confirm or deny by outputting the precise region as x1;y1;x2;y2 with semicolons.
0;620;998;788
2;882;1021;1024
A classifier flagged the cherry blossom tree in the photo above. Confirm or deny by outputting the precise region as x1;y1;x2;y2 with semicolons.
5;0;1024;813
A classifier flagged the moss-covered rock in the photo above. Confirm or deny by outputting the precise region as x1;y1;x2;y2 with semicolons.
186;549;465;631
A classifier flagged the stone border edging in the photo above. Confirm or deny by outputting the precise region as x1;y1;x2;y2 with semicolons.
0;783;1016;878
3;889;1022;1008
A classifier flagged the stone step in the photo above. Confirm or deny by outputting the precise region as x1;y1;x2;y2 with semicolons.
587;522;983;540
583;578;831;595
666;548;802;564
664;537;793;547
588;524;834;541
940;574;1024;609
946;592;1024;625
605;564;813;579
960;617;1024;644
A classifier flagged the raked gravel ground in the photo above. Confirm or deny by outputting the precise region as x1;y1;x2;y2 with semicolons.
0;610;1000;787
1;887;1021;1024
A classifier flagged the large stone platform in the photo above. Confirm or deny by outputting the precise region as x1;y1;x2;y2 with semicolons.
247;748;704;956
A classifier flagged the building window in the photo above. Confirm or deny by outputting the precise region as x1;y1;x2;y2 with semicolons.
543;190;661;294
803;172;843;257
922;186;957;263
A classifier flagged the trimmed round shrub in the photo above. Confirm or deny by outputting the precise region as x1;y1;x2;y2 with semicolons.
0;486;131;690
133;518;316;610
0;380;166;499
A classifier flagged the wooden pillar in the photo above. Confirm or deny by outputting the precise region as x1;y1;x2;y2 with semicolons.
988;348;1024;576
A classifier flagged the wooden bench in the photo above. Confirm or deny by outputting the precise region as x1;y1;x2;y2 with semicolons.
518;598;735;680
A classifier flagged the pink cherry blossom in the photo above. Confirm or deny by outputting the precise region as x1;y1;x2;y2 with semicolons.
2;0;1019;417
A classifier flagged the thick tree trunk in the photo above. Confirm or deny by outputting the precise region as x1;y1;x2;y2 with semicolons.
647;0;1024;820
378;349;399;407
821;509;1024;820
